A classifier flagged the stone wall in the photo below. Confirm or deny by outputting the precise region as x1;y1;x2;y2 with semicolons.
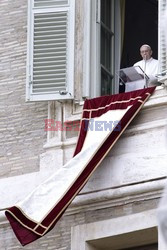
0;0;48;178
0;198;159;250
0;0;166;249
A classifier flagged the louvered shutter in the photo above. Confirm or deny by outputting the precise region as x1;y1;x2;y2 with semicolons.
26;0;75;101
159;0;167;73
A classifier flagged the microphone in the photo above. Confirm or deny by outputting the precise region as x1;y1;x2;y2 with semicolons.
143;55;148;87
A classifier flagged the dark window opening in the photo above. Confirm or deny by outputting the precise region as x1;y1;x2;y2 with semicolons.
121;0;158;67
120;0;158;92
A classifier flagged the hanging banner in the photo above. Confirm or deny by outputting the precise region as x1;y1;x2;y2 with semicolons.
5;87;156;246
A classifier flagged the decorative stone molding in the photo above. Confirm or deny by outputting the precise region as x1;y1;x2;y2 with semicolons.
68;178;165;214
71;209;159;250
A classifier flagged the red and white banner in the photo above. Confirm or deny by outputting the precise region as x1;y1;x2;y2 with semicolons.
5;87;155;246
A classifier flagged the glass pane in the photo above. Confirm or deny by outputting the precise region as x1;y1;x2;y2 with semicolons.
101;27;112;71
101;69;113;96
100;0;113;96
101;0;111;29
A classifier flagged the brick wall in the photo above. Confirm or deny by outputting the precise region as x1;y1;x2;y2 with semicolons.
0;0;48;178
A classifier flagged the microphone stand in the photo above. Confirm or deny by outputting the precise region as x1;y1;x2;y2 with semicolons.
143;56;148;88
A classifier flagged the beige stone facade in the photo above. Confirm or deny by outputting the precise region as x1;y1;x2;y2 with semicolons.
0;0;48;178
0;0;167;250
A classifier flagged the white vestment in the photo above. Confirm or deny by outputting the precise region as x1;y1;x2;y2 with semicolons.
134;57;159;77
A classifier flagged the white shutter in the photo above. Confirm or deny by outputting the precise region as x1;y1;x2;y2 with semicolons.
26;0;75;101
34;0;69;8
158;0;167;72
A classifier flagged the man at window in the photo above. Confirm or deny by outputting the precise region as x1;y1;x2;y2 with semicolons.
133;44;159;85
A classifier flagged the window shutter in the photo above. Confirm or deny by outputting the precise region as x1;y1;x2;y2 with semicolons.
159;0;167;73
26;0;75;101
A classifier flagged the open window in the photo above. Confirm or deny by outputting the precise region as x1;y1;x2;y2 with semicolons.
121;0;158;68
85;0;165;98
100;0;115;96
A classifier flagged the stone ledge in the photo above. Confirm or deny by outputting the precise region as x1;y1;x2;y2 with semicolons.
143;86;167;108
43;137;77;149
68;177;165;214
0;178;165;224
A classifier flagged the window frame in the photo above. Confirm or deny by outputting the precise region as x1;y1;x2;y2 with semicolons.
83;0;121;99
100;0;115;96
83;0;166;99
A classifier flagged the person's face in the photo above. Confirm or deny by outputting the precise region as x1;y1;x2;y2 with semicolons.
140;46;152;60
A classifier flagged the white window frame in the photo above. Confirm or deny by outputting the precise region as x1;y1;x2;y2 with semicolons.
83;0;121;98
26;0;75;102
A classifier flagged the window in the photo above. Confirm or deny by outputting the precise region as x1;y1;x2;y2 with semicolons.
100;0;114;96
84;0;166;98
26;0;75;101
84;0;123;98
